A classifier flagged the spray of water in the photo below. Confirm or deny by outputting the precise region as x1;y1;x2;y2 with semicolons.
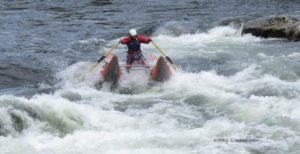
1;26;300;153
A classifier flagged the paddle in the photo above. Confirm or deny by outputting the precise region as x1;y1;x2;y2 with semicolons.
79;41;120;81
151;40;177;70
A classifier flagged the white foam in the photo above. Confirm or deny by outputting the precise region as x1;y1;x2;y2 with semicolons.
2;25;300;153
142;26;261;59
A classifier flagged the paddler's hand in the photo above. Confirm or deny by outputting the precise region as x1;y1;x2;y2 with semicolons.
97;56;105;63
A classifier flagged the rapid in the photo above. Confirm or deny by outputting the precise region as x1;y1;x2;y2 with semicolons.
1;0;300;154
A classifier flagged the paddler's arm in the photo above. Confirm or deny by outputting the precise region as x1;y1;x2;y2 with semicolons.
120;37;130;44
137;36;152;44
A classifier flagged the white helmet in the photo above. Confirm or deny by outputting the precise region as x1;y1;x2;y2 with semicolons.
129;29;137;36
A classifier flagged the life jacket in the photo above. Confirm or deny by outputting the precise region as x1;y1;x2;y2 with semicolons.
127;38;141;54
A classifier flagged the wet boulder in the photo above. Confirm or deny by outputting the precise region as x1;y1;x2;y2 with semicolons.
242;15;300;41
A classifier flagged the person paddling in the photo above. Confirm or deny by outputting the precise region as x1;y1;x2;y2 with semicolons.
120;29;152;72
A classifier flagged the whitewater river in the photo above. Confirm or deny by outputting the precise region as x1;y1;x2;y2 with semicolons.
1;0;300;154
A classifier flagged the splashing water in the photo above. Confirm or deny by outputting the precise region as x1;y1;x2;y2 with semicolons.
1;25;300;154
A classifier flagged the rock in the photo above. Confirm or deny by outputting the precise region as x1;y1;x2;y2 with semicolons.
242;15;300;41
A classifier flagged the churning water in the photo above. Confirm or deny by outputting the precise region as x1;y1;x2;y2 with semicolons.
1;0;300;154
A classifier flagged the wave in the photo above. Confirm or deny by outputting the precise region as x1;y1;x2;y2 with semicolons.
1;25;300;153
